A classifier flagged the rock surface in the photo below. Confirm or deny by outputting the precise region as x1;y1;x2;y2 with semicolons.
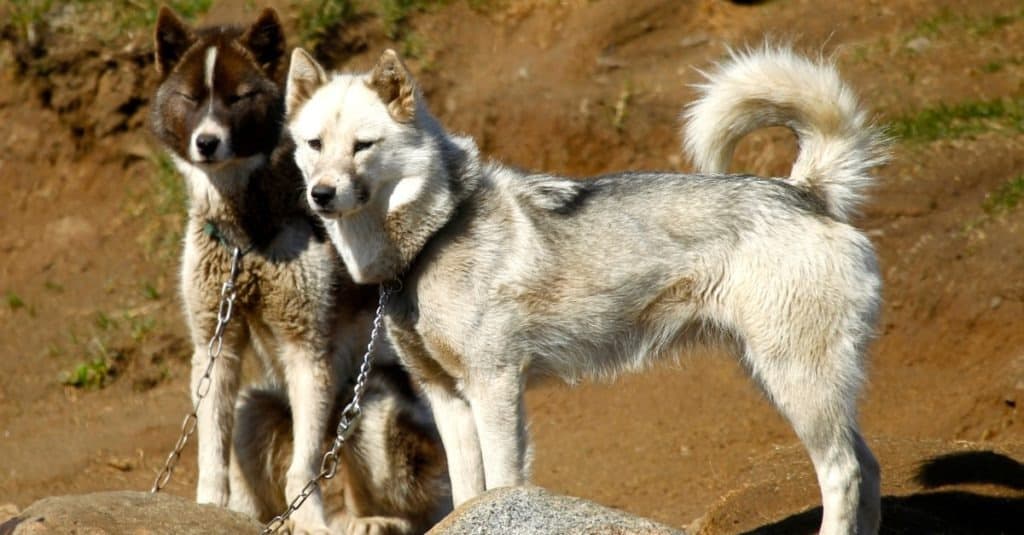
0;491;261;534
429;486;686;535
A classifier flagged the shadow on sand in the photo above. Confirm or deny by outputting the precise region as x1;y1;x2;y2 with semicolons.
743;450;1024;535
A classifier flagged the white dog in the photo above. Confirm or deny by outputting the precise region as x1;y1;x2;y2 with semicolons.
285;45;888;534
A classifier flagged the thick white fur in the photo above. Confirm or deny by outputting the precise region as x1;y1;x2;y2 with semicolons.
684;45;888;222
288;45;888;535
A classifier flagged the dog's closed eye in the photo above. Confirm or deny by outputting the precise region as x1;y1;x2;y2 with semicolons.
354;139;375;154
226;90;260;105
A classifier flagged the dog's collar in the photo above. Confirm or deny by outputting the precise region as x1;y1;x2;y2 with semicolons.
203;220;255;256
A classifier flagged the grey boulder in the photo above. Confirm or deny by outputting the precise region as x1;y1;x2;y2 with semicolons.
429;486;686;535
0;490;261;534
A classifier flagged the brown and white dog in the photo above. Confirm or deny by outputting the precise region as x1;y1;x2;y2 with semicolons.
150;8;449;533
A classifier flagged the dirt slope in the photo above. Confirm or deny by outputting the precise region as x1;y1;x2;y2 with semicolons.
1;0;1022;532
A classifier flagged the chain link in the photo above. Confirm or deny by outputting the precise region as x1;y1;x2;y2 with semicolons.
151;246;243;494
261;282;395;534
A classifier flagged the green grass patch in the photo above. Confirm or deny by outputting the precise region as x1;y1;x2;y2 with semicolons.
379;0;428;39
5;291;26;311
116;0;214;30
982;60;1005;73
62;357;111;389
982;175;1024;216
961;174;1024;235
61;317;137;389
295;0;447;53
129;315;157;342
137;151;187;260
143;282;161;300
295;0;357;49
152;152;186;216
913;6;1023;39
889;97;1024;143
94;311;117;331
7;0;212;43
8;0;54;35
913;7;958;37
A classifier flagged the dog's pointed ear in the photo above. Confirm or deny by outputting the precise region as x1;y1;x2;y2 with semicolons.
286;48;328;119
367;49;418;123
154;6;196;77
240;7;285;73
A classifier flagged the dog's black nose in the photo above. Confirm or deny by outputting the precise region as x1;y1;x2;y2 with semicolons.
310;184;336;207
195;134;220;158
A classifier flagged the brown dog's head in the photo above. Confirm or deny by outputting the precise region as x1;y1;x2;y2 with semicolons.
150;7;286;166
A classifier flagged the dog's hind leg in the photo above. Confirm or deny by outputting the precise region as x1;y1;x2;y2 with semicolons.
230;386;293;520
743;340;880;535
420;382;485;506
465;369;528;491
228;445;264;518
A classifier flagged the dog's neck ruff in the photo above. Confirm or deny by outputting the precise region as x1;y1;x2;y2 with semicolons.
175;152;270;254
336;132;483;284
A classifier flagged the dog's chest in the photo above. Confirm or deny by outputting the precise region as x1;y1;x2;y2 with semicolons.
385;297;469;391
183;225;335;341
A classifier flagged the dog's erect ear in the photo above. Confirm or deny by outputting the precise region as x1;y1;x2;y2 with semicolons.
367;49;418;123
240;8;285;73
286;48;328;119
154;6;196;77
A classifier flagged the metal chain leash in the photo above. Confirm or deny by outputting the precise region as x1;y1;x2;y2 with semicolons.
151;246;244;493
261;282;396;535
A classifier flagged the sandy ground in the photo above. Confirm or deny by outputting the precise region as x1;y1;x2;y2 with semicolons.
1;0;1022;532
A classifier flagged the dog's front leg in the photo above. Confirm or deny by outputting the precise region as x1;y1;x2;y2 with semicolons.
191;327;245;506
420;382;485;507
466;369;528;491
281;342;332;533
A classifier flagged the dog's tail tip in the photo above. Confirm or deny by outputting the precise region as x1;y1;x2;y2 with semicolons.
682;44;890;222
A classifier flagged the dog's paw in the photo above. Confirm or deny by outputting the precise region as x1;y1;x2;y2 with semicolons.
342;516;413;535
195;479;229;508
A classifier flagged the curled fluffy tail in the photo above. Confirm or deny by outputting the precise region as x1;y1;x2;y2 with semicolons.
683;45;889;222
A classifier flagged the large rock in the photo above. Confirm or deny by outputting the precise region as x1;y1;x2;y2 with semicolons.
429;486;686;535
0;491;261;534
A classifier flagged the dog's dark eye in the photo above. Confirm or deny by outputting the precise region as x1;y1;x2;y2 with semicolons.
353;140;374;154
227;90;259;105
307;138;322;151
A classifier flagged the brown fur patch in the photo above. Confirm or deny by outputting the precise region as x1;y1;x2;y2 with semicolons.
337;366;450;531
638;276;699;323
153;7;196;78
421;334;468;383
234;370;449;530
239;8;285;75
386;322;458;392
367;50;417;123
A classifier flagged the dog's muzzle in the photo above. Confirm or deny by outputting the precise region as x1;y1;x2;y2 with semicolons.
311;184;336;207
308;175;368;217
